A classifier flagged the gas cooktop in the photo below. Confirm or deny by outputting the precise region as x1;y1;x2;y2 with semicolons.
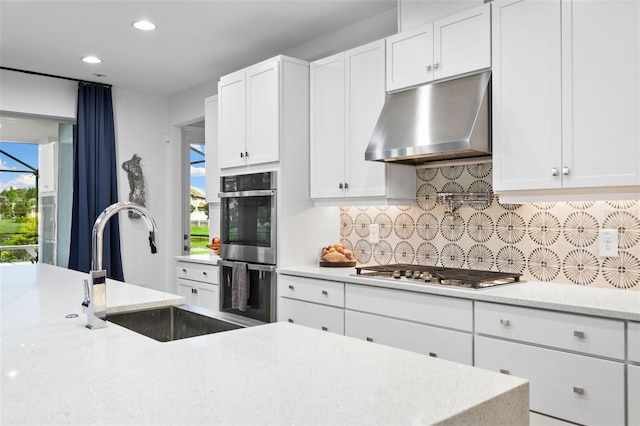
354;264;522;289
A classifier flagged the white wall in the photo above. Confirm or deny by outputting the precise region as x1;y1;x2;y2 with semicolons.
398;0;484;31
0;70;76;119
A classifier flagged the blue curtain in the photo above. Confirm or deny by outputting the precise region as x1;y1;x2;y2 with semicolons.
68;82;124;281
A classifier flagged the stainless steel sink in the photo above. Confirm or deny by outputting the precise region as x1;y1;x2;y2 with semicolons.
107;305;244;342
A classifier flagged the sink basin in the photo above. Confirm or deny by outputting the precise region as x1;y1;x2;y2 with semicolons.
107;305;244;342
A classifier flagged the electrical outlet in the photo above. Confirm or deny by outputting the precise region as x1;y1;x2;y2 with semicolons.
369;224;380;243
599;229;619;257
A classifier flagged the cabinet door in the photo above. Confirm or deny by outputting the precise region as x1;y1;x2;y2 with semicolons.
345;310;472;365
205;95;220;203
310;53;346;198
177;278;198;305
475;336;625;425
218;70;246;169
197;283;218;312
386;23;434;91
492;0;562;191
278;298;345;335
246;60;280;165
344;40;388;198
434;3;491;81
561;0;640;188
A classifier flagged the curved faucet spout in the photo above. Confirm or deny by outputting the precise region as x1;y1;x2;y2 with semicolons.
91;201;158;272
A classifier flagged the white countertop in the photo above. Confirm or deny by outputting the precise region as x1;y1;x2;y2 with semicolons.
1;263;528;425
277;265;640;322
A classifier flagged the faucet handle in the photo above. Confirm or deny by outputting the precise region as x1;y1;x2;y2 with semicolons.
81;279;90;307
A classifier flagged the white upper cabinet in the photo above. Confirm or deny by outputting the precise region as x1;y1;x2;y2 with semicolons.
386;3;491;92
218;57;293;170
493;0;640;199
310;39;415;205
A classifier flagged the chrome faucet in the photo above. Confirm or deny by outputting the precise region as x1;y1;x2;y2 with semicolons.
83;201;158;329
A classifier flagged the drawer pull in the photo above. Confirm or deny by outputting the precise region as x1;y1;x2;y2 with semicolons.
573;386;585;395
202;272;207;276
500;319;510;326
182;268;187;273
288;285;294;290
321;326;328;331
500;369;510;375
428;352;437;358
321;290;328;295
573;330;585;338
366;337;374;342
288;319;294;323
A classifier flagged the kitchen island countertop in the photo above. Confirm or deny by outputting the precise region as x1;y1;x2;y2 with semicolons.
277;265;640;321
1;263;528;425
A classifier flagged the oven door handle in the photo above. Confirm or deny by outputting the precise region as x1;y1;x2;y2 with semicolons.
218;189;276;198
219;260;276;272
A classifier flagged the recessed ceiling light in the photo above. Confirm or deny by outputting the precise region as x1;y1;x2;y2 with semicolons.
133;20;156;31
82;56;102;64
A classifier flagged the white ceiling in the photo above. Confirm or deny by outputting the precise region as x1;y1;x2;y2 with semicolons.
0;0;397;96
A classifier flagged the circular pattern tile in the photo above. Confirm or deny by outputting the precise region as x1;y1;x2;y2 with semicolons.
497;196;521;210
373;212;393;239
354;213;372;238
394;241;415;264
528;212;561;246
340;212;353;237
496;212;526;244
528;248;561;281
373;241;393;265
441;214;465;242
568;201;595;210
563;212;598;247
495;246;526;274
441;165;465;180
417;168;438;182
467;244;494;271
394;213;415;239
467;212;494;243
606;200;638;209
603;211;640;249
441;243;465;268
416;242;439;266
562;249;599;285
531;202;557;210
467;180;493;210
417;183;438;211
601;251;640;289
467;162;492;179
354;239;372;264
416;212;439;241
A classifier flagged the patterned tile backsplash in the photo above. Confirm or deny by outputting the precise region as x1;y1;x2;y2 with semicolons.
340;163;640;291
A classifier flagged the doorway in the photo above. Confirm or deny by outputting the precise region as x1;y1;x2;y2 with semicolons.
181;123;209;255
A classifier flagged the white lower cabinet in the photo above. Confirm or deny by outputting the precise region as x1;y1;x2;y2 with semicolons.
277;275;345;334
345;310;472;365
175;261;219;312
344;284;473;365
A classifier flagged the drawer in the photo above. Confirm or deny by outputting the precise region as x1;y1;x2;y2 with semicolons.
277;298;344;334
345;310;472;365
176;262;219;285
278;275;344;308
629;321;640;363
629;364;640;426
475;302;625;359
345;284;472;332
475;336;625;426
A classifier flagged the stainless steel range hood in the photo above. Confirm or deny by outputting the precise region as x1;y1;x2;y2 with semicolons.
365;71;491;165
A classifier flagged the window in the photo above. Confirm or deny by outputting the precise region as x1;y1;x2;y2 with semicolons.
182;124;209;255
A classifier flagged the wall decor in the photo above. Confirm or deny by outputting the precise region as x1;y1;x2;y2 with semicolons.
121;154;146;219
340;163;640;291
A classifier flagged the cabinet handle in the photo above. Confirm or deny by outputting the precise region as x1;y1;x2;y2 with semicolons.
428;352;437;358
245;151;249;157
339;183;344;189
288;318;294;323
182;268;187;273
321;326;328;331
288;285;294;290
552;167;559;177
240;152;244;158
366;337;374;342
500;319;510;326
500;369;510;375
433;62;439;69
563;166;570;176
573;330;585;338
573;386;585;395
202;272;207;276
321;290;328;296
426;65;432;71
344;182;349;189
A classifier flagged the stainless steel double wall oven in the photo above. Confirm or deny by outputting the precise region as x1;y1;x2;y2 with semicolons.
218;172;277;323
